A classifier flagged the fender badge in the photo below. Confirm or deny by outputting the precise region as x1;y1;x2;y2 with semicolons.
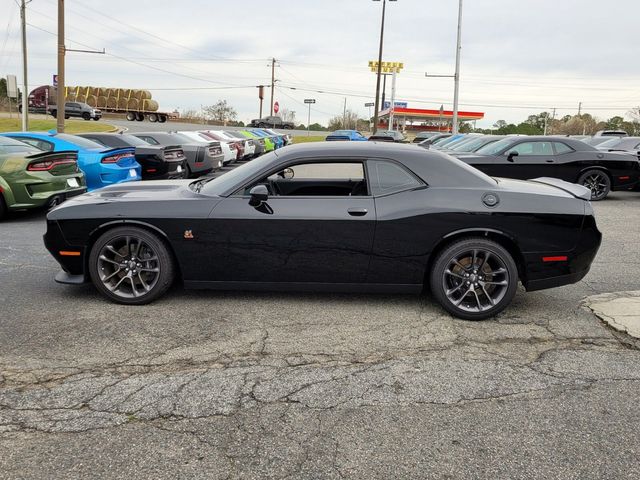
482;193;500;207
183;230;194;239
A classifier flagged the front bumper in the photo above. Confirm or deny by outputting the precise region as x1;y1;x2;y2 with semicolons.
44;220;88;282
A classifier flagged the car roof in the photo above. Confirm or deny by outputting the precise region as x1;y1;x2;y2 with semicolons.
269;142;496;189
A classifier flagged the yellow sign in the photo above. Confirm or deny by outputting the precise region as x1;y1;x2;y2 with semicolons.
368;61;404;73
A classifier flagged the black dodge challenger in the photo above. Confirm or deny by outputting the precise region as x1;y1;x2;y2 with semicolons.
44;142;601;320
455;136;640;201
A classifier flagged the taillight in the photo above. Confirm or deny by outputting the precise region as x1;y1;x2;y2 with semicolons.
102;153;135;164
27;158;76;171
208;146;222;156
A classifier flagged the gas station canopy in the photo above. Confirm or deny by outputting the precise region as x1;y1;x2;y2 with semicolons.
378;106;484;132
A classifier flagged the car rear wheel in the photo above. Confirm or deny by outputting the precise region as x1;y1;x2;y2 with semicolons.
578;169;611;201
430;238;518;321
0;194;6;220
89;227;175;305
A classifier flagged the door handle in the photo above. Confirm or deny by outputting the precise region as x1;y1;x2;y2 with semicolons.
348;208;368;217
545;159;555;163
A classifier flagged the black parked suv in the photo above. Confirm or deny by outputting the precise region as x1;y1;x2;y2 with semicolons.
50;102;102;121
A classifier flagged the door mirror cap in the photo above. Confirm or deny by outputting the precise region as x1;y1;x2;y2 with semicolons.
249;184;269;206
507;150;519;162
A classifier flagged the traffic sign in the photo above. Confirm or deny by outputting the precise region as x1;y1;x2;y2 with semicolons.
365;102;375;107
304;99;316;104
6;75;18;98
274;101;280;113
53;74;58;87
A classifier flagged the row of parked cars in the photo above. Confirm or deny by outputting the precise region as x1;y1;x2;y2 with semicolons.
0;128;291;220
323;128;640;201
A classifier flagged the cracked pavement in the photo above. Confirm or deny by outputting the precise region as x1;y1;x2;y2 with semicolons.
1;192;639;479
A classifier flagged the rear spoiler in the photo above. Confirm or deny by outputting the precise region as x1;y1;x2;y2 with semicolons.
529;177;591;200
26;149;78;161
100;147;135;155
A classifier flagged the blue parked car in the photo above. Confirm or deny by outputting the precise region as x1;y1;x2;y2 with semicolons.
326;130;368;141
1;132;141;191
250;129;283;149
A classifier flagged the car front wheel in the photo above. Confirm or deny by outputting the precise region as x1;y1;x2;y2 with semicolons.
89;226;175;305
430;238;518;321
578;169;611;201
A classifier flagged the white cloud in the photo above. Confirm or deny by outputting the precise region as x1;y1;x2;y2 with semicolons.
1;0;638;126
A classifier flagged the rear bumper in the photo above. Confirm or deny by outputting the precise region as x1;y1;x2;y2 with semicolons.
522;216;602;292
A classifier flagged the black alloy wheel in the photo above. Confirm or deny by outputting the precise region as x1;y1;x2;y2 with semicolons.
430;238;518;320
89;226;175;305
578;169;611;201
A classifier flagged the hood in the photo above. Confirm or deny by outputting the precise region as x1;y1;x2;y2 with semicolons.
47;179;214;220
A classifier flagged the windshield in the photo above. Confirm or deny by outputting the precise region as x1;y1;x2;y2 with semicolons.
55;134;105;150
431;136;451;145
197;151;278;196
595;137;623;149
476;137;518;155
0;136;41;154
452;137;495;152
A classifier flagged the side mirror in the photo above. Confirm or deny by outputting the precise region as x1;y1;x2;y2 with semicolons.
507;151;519;162
249;184;269;207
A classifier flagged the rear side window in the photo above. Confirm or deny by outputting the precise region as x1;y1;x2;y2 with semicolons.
14;137;54;152
508;141;553;155
137;136;159;145
368;160;423;196
553;142;574;155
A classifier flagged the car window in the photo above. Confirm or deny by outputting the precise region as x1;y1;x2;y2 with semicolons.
0;136;42;154
56;134;104;150
13;137;54;152
553;142;574;155
244;161;368;197
368;160;423;196
137;135;160;145
507;141;553;156
84;137;108;147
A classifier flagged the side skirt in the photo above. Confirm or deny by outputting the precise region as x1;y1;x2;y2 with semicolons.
184;281;423;294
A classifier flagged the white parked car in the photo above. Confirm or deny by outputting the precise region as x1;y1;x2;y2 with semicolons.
178;131;236;165
200;130;254;161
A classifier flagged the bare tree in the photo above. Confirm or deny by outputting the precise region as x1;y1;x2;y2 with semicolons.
202;100;237;125
328;109;359;130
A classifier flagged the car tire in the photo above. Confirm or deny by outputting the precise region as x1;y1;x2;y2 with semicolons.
136;113;144;122
88;226;175;305
82;112;91;121
578;169;611;201
430;238;518;321
50;110;57;118
92;117;100;121
64;115;70;120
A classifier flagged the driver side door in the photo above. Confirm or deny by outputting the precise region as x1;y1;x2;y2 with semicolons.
203;159;376;285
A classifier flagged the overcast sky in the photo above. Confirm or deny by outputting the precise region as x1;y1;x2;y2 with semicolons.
1;0;638;127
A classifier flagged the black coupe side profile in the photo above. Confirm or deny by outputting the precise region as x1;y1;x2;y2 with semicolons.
44;142;601;320
457;136;640;200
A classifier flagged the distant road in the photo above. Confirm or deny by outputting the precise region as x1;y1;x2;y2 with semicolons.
107;118;329;137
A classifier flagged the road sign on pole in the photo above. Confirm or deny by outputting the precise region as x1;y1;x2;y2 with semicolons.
304;99;316;136
274;101;280;114
6;75;18;98
53;74;58;87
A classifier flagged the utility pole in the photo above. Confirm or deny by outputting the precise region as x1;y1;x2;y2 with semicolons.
549;107;556;135
372;0;396;134
543;113;548;135
578;102;582;116
343;97;347;129
451;0;463;135
389;69;397;130
56;0;65;133
19;0;29;132
270;58;276;116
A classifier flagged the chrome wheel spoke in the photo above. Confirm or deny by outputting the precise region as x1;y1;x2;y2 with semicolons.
480;284;495;306
454;287;472;306
99;255;120;266
445;269;465;279
483;280;508;286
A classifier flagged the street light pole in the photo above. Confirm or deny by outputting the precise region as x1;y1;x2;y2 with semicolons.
56;0;65;133
19;0;29;132
451;0;463;135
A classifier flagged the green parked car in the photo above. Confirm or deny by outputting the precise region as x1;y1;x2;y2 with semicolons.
239;130;274;153
0;136;87;220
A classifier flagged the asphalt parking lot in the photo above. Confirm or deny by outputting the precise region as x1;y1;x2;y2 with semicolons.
1;184;639;479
